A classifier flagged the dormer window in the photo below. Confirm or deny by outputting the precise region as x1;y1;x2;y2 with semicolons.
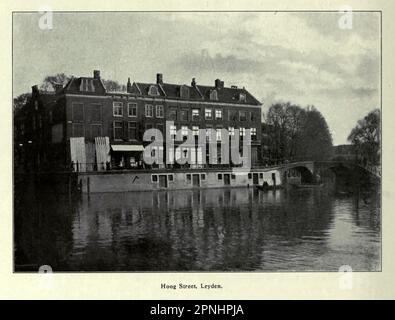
148;85;159;96
180;86;189;99
210;89;218;101
239;93;246;102
80;78;95;92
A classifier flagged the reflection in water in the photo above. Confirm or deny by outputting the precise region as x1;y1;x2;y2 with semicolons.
14;186;381;271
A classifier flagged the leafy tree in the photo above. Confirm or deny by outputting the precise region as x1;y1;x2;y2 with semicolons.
265;103;332;162
295;106;333;161
348;109;380;165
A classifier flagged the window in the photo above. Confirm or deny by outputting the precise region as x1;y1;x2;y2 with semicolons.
151;174;158;182
148;85;159;96
259;173;263;179
169;124;177;136
80;78;95;92
192;109;200;120
228;110;237;121
180;109;189;121
181;126;189;137
156;123;164;134
128;103;137;117
90;124;102;138
251;128;257;140
192;126;199;136
113;102;123;117
206;126;213;141
248;173;252;179
89;104;102;122
72;103;84;121
72;123;84;137
113;121;123;140
239;111;247;121
201;174;206;180
210;90;218;100
239;93;246;102
215;109;222;120
218;173;223;180
205;108;212;120
229;127;235;136
145;104;154;117
128;122;137;140
216;128;222;141
156;105;164;118
231;173;236;180
240;127;246;137
168;174;174;182
186;174;191;181
168;108;177;120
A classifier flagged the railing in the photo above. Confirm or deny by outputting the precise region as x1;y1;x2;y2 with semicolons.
356;159;381;178
66;161;288;173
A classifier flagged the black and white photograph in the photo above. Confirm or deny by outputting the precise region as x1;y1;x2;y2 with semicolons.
13;10;381;272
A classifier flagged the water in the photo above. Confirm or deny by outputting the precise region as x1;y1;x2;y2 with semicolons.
14;186;381;272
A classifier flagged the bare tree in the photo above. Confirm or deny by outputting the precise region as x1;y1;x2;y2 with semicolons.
40;73;71;91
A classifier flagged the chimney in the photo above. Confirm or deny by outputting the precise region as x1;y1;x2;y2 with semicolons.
156;73;163;84
93;70;101;79
191;78;196;87
53;83;63;94
31;85;39;96
215;79;224;89
127;77;132;93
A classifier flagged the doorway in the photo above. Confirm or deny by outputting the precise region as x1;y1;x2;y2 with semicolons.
272;173;276;186
224;173;230;186
253;173;259;185
192;174;200;187
159;175;168;188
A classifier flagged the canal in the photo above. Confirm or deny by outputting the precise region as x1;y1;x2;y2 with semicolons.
14;185;381;272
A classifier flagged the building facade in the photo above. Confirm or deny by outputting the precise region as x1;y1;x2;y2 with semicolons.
15;70;262;172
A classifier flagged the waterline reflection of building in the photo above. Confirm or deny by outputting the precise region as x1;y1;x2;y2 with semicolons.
67;187;380;271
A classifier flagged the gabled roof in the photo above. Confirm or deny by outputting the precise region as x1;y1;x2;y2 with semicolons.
130;81;261;106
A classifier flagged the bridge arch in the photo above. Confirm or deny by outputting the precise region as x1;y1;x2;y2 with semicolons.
282;164;315;184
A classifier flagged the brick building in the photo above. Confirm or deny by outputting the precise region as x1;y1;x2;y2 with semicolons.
14;70;262;172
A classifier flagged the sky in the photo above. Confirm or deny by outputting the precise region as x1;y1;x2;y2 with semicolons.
13;12;380;145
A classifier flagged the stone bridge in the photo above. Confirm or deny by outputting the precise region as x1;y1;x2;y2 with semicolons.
278;160;381;184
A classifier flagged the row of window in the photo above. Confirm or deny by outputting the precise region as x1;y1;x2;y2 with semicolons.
72;103;102;122
113;102;164;118
71;102;256;123
170;108;254;121
147;85;247;102
113;102;256;121
72;120;258;142
168;125;257;140
151;172;268;185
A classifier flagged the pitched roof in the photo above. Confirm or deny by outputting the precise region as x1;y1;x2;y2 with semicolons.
130;81;261;106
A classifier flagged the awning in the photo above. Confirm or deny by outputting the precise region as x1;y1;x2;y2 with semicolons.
111;145;145;152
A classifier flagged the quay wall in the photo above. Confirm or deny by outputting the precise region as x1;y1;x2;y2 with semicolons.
77;168;283;193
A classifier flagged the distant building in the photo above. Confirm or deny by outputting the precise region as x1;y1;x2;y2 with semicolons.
14;70;262;172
